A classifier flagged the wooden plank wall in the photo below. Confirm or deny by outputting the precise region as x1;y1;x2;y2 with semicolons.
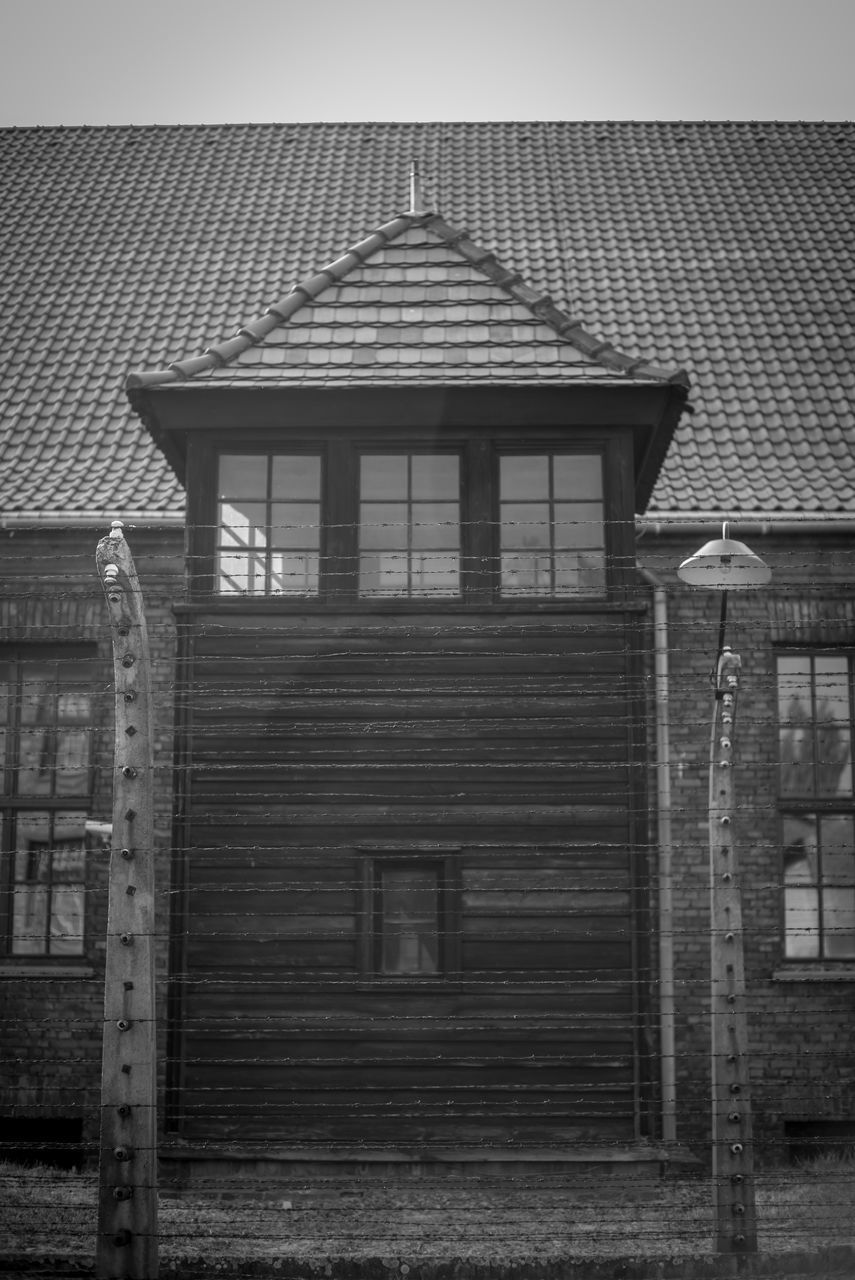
170;612;647;1147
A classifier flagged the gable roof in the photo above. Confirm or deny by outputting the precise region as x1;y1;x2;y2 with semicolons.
1;122;853;525
127;211;687;389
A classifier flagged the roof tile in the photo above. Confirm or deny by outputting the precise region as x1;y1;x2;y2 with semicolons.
1;122;853;517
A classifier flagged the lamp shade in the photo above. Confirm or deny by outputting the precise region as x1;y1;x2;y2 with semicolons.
677;533;771;590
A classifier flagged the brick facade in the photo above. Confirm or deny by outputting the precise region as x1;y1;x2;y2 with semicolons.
2;524;853;1164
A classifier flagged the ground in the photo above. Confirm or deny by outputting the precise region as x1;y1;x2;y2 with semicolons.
1;1157;855;1277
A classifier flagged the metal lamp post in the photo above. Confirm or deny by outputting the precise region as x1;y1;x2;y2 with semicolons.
677;524;771;1255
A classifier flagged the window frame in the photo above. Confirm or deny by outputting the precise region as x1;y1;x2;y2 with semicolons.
0;646;99;960
776;648;855;963
196;428;630;604
357;849;461;982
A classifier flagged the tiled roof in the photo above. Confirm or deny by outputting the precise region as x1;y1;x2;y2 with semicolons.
128;213;687;389
1;122;853;522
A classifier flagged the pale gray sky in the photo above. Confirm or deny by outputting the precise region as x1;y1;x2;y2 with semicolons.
0;0;852;125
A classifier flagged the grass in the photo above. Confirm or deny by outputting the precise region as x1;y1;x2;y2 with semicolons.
1;1156;854;1268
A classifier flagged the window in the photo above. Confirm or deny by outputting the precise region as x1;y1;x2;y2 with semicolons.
217;453;322;596
499;453;605;597
360;854;459;978
209;440;615;602
374;862;442;974
1;651;97;956
359;453;460;598
777;653;855;960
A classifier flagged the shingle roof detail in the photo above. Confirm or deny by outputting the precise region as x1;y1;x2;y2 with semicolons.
1;122;854;521
126;215;687;390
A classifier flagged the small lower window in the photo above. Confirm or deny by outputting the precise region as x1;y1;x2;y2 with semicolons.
375;862;442;975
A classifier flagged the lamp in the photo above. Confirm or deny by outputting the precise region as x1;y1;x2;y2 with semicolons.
678;523;771;664
677;523;771;590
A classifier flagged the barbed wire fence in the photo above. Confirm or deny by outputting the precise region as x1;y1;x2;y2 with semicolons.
0;518;854;1276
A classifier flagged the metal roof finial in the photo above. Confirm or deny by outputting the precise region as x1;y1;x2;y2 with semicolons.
408;160;426;215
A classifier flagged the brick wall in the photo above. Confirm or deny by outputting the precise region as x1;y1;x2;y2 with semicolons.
2;522;853;1166
639;531;855;1160
0;525;184;1160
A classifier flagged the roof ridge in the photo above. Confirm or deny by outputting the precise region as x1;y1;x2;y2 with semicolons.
126;206;689;391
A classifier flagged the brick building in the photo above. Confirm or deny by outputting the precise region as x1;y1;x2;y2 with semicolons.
1;122;853;1170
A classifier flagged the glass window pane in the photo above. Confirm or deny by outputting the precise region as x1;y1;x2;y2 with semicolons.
49;885;85;956
12;883;48;955
360;503;408;552
553;454;603;500
219;501;267;550
270;552;319;596
218;454;267;498
554;551;607;597
411;553;460;596
820;815;855;883
783;814;818;883
270;455;320;500
501;551;552;596
814;657;851;722
823;886;855;958
817;728;852;797
500;455;548;500
379;865;439;975
270;503;320;550
361;455;408;500
360;552;409;597
17;727;52;796
411;455;458;500
779;723;814;797
500;503;550;550
554;503;604;550
784;887;821;958
411;503;459;550
217;550;266;595
777;657;812;725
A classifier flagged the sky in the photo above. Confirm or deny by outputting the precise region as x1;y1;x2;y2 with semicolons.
0;0;852;125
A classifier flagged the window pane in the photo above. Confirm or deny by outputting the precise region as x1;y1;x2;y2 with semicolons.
360;502;408;552
501;551;553;596
779;665;815;797
361;455;408;500
359;551;409;597
814;657;851;721
554;551;607;596
500;456;548;500
218;550;266;595
12;883;48;955
824;887;855;958
270;552;319;596
411;552;460;595
218;454;267;498
270;503;320;550
411;503;459;550
821;815;855;882
553;454;603;500
219;501;267;550
411;455;458;500
554;502;604;550
777;657;812;723
784;887;821;958
379;865;440;975
783;814;818;883
49;885;85;956
500;503;550;550
271;455;320;500
817;728;852;798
